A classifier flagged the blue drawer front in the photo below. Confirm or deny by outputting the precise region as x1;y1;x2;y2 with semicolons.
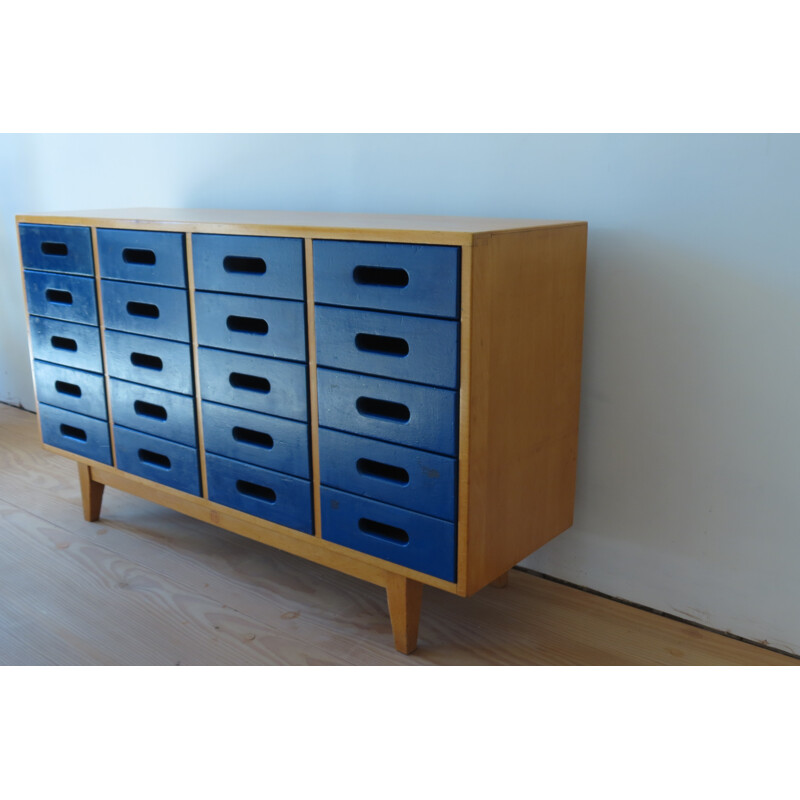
206;453;313;533
101;280;190;342
320;487;455;581
315;306;459;389
192;233;305;300
97;229;186;287
104;330;194;395
198;348;308;422
202;401;310;478
318;428;456;521
24;271;98;325
317;368;457;456
29;316;103;373
110;379;197;447
194;292;306;362
113;425;200;495
19;224;94;275
39;403;111;465
313;240;460;319
34;361;108;420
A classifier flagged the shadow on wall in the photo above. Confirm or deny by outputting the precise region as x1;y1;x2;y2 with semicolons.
0;139;38;408
525;229;800;654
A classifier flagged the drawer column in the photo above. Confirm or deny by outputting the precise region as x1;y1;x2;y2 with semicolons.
192;233;313;533
97;228;201;496
312;238;461;583
20;223;113;468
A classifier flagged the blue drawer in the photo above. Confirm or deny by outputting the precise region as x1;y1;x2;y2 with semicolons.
39;403;111;465
315;306;459;389
113;425;200;495
104;330;194;395
206;453;313;533
320;487;455;581
29;316;103;373
110;379;197;447
97;229;186;287
194;292;306;362
101;280;190;342
318;428;456;521
34;361;108;420
19;224;94;275
24;271;98;325
192;233;305;300
202;401;310;478
317;368;457;456
313;240;460;319
198;348;308;422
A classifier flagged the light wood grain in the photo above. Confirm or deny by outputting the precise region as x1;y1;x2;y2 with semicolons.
0;497;359;665
90;226;119;467
491;571;510;588
386;574;423;654
303;238;323;538
0;404;795;665
16;209;585;245
466;225;588;594
77;463;104;521
455;244;473;596
184;231;209;499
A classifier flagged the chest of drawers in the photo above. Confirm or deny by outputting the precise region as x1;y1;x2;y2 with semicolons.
17;209;587;654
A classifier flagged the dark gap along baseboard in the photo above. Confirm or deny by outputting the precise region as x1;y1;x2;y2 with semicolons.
513;565;800;662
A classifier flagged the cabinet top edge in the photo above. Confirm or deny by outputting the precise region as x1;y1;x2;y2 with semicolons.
16;208;587;242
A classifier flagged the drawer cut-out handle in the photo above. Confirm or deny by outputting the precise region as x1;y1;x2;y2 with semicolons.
236;479;276;503
229;372;270;393
223;255;267;275
55;380;82;397
227;315;268;335
134;400;167;421
355;333;409;357
358;517;409;544
60;423;87;441
232;426;274;449
127;301;160;319
51;336;78;352
138;448;171;469
353;265;409;288
356;458;410;485
356;396;410;423
41;242;68;256
122;248;156;265
130;352;163;371
45;288;73;305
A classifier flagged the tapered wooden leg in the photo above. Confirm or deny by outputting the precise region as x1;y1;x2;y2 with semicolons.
78;463;105;522
386;574;423;654
491;571;510;588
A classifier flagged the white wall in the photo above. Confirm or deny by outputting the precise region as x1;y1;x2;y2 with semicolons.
2;133;799;653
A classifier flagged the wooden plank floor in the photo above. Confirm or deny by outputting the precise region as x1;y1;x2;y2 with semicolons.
0;403;795;666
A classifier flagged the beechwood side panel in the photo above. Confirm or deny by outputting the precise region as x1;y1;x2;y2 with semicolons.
466;225;587;594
